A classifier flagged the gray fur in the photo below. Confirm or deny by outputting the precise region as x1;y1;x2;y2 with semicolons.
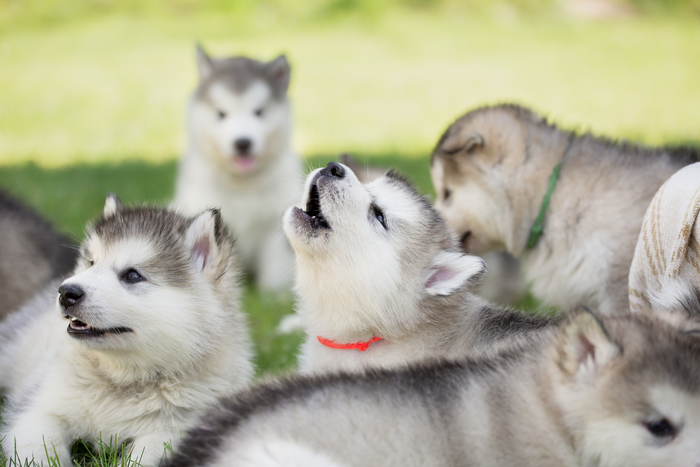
167;308;700;467
285;164;553;374
0;190;77;319
431;104;700;316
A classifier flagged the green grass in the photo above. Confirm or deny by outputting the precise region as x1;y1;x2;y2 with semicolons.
0;4;699;464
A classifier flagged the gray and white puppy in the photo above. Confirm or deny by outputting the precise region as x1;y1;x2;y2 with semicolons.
165;307;700;467
284;162;551;374
174;45;302;292
0;195;254;466
0;190;77;318
431;104;700;315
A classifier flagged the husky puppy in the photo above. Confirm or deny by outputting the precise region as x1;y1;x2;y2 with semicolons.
166;307;700;467
0;195;254;466
284;162;552;374
0;190;77;318
174;45;302;291
431;104;700;316
341;154;527;305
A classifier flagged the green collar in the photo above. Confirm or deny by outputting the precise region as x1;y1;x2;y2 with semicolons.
526;162;562;249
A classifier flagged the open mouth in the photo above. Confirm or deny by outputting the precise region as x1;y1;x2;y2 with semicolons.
63;314;133;338
302;183;330;230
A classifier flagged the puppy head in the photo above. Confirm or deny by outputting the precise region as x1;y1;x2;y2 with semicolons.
59;195;240;374
283;163;485;338
552;308;700;467
189;45;291;176
430;105;543;255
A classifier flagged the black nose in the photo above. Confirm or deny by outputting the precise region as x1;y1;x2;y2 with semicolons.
322;162;345;179
234;138;252;154
59;284;84;309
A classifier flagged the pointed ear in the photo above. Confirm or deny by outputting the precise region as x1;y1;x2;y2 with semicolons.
103;193;123;218
441;131;484;155
185;209;228;276
196;44;214;82
266;54;290;97
557;308;620;378
424;251;486;296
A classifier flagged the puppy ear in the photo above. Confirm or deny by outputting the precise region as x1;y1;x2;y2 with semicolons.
441;131;484;155
103;193;123;218
424;251;486;296
196;44;214;82
266;55;291;97
557;308;620;379
185;209;228;276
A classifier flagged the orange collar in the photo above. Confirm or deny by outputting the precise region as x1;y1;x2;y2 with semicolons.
317;336;382;352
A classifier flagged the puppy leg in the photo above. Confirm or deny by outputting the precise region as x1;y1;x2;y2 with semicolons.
2;412;71;467
256;229;295;292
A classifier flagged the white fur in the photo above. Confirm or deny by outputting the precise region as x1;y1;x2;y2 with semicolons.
217;439;347;467
174;68;302;292
283;165;487;374
0;209;253;466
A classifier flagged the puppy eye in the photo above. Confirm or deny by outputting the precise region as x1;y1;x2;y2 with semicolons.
645;418;676;438
373;206;387;230
122;269;144;284
444;188;452;200
87;260;94;267
217;110;226;120
254;107;265;117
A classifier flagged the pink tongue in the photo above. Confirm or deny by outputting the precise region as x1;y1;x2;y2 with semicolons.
234;157;256;171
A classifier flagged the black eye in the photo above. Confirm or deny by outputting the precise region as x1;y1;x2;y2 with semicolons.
444;188;452;200
217;110;226;120
122;269;144;284
254;107;265;117
87;260;94;267
373;206;387;229
645;418;676;438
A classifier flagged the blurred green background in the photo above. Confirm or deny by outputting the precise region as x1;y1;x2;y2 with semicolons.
1;0;699;375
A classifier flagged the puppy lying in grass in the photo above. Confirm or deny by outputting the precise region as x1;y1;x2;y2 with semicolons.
166;307;700;467
283;162;552;374
0;196;253;466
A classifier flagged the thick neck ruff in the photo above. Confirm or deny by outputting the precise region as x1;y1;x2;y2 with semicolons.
317;336;382;352
526;135;575;250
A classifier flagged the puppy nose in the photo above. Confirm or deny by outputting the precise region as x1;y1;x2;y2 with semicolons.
323;162;345;179
234;138;252;153
59;284;84;309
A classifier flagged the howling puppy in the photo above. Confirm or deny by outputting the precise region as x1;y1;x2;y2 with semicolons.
0;196;254;466
431;104;700;316
166;308;700;467
284;162;552;374
174;45;302;292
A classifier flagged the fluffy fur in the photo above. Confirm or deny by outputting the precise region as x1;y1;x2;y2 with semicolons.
0;196;254;466
431;104;700;315
174;45;302;291
165;308;700;467
0;190;77;319
283;162;553;374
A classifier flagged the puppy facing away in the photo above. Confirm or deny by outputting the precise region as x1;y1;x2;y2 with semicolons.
0;195;254;466
0;190;77;319
283;162;552;374
431;104;700;316
165;307;700;467
174;45;302;292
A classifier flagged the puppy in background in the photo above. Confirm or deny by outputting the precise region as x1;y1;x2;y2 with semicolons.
175;45;302;292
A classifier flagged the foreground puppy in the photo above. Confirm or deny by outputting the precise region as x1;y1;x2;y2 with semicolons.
431;104;700;315
174;45;302;291
0;196;254;466
0;190;77;319
166;308;700;467
284;162;552;374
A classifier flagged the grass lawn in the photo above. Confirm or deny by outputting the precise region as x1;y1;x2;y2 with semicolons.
0;4;699;463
